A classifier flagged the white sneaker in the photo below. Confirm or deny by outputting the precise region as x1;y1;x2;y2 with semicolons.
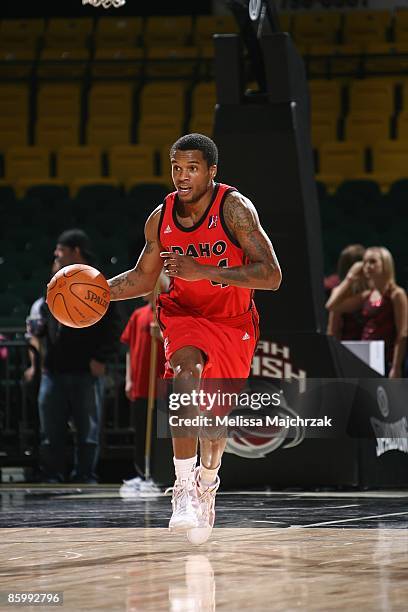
168;479;200;533
119;476;142;499
139;478;161;498
187;468;220;545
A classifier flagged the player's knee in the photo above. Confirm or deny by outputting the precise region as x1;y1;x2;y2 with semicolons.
173;360;203;380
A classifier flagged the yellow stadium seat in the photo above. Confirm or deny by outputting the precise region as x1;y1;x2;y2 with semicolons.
145;46;198;78
44;18;93;48
345;112;390;146
5;147;50;182
88;83;133;120
279;13;291;33
160;144;172;180
394;10;408;42
191;82;216;115
309;80;342;115
0;118;28;152
195;15;237;44
317;141;366;187
344;11;390;45
87;116;131;148
0;19;43;48
396;111;408;139
364;44;396;74
0;47;35;79
37;84;81;119
95;17;143;47
373;140;408;174
0;33;38;51
92;47;143;79
292;12;340;46
349;80;395;114
189;114;213;138
140;82;185;119
369;140;408;188
36;117;79;149
38;48;89;79
0;85;28;117
0;19;44;37
57;146;102;181
308;44;363;79
109;145;155;181
145;16;193;46
139;116;182;147
311;113;338;148
199;43;215;60
399;81;408;112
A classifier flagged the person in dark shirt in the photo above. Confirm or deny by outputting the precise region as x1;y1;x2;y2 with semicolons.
32;229;120;483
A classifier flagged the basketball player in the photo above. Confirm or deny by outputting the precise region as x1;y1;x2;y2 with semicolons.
108;133;281;543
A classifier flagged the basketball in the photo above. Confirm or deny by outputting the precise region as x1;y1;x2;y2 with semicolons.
46;264;110;328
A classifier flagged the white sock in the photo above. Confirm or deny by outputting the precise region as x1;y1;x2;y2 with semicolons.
174;455;197;484
200;462;220;488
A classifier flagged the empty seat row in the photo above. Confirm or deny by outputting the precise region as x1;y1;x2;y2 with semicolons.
311;111;408;147
0;15;237;48
310;79;406;115
284;10;408;45
317;140;408;190
0;81;215;120
0;82;216;151
0;145;174;195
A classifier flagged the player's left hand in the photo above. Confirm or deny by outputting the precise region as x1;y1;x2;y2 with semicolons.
160;252;205;282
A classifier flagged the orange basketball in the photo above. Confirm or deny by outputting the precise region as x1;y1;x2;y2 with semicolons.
46;264;110;328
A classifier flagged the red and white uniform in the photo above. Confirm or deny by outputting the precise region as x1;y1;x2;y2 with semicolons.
157;183;259;379
121;304;166;400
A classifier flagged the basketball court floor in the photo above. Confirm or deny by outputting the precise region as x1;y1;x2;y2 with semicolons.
1;486;408;610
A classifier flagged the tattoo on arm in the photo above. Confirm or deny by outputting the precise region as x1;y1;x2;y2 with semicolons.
108;269;141;296
145;239;154;255
218;192;281;288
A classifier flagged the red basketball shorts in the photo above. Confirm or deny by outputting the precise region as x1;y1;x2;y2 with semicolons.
157;301;259;380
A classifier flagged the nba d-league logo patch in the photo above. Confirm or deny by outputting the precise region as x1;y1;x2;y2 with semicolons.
208;215;218;229
82;0;126;8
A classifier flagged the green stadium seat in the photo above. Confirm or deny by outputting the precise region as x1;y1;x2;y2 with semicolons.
0;292;28;320
336;180;382;206
74;184;122;205
25;184;69;203
8;280;43;306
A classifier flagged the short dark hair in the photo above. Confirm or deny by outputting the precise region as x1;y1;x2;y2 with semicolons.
57;229;96;265
170;133;218;166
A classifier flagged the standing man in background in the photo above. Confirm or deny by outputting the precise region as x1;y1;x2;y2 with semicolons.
33;229;120;483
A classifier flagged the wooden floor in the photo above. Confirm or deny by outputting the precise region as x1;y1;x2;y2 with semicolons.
1;526;408;611
1;487;408;611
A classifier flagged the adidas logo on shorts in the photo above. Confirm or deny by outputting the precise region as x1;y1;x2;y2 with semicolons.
242;332;250;340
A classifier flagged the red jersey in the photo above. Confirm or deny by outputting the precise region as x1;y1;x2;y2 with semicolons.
361;289;396;364
120;304;166;400
158;183;253;319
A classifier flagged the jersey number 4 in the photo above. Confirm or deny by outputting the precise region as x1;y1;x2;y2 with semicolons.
211;258;229;288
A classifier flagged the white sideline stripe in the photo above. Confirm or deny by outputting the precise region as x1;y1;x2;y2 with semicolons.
253;520;285;524
290;510;408;528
